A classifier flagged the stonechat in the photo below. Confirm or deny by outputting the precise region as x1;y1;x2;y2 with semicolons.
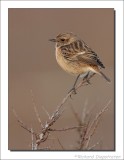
50;32;111;93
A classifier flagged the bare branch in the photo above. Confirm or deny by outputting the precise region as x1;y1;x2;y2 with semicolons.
57;138;65;150
30;90;43;128
33;73;96;148
55;73;95;114
87;100;111;137
79;119;91;150
13;73;110;150
49;125;86;132
71;105;82;125
12;108;37;136
82;100;111;150
88;140;102;150
76;73;96;90
42;105;51;119
31;127;34;150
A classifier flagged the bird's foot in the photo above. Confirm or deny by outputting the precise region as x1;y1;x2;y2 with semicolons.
85;78;91;84
83;73;91;85
68;87;77;98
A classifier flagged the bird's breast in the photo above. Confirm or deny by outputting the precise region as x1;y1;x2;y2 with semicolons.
55;48;90;75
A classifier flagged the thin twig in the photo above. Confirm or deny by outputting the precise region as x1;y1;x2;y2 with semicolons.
88;140;101;150
31;127;34;150
56;73;95;113
57;138;65;150
71;106;82;125
13;74;99;150
49;125;86;132
30;90;43;128
79;119;91;150
76;73;96;90
83;100;111;149
42;105;51;119
12;108;37;136
87;100;111;137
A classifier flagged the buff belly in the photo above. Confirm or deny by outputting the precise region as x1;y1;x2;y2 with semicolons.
56;50;91;75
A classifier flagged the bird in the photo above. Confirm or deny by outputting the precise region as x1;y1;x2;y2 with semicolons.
49;32;111;94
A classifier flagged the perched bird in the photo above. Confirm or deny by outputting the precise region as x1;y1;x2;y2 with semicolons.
49;32;111;93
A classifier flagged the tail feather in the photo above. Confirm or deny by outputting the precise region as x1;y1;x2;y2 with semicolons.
99;71;111;83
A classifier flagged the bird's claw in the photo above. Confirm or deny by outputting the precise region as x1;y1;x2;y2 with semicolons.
86;79;91;84
68;87;77;98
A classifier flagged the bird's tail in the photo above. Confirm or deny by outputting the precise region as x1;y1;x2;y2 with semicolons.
99;71;111;83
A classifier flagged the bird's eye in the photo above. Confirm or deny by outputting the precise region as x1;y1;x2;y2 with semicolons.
61;38;65;41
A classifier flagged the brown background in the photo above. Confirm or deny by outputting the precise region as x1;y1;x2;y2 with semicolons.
8;8;114;150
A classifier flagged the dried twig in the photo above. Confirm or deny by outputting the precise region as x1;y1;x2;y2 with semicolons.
56;73;95;111
71;106;82;125
42;105;51;119
30;90;43;128
13;73;108;150
88;140;101;150
79;119;91;149
57;137;65;150
80;100;111;150
49;125;86;132
31;127;35;150
76;73;96;90
12;108;37;136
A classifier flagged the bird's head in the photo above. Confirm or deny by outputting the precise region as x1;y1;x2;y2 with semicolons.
49;32;77;47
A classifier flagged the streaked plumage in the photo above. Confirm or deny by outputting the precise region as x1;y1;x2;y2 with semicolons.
50;32;111;85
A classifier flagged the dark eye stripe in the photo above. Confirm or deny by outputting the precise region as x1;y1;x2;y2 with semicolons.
61;38;65;41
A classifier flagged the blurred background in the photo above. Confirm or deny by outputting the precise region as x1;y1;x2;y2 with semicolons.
8;8;114;150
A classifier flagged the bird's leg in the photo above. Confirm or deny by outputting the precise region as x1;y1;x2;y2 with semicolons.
68;74;80;94
83;72;91;84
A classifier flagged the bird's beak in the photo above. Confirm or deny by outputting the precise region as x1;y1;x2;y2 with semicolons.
49;38;56;42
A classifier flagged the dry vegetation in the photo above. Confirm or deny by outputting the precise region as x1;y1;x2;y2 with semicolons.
13;73;111;150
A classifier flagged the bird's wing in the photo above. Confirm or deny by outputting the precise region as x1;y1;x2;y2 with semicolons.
60;40;89;58
61;40;105;69
77;51;105;68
